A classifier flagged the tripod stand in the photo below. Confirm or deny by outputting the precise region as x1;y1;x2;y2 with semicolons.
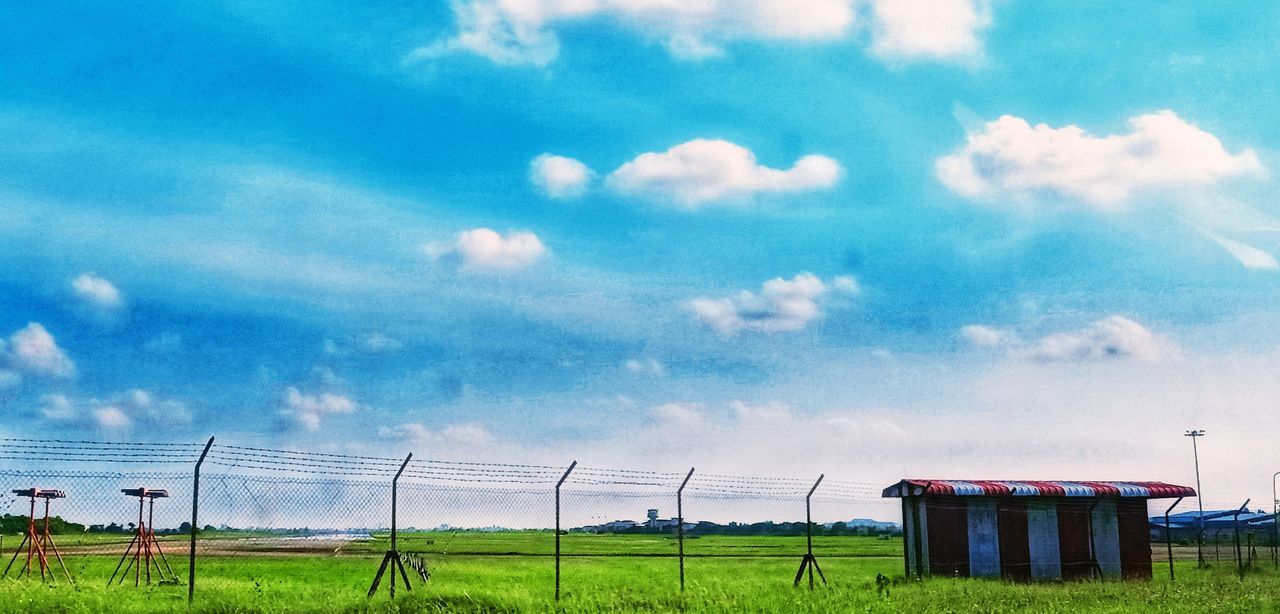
109;488;176;586
3;488;72;584
793;475;827;589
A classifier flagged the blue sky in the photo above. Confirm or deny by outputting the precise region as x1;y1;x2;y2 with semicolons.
2;1;1279;512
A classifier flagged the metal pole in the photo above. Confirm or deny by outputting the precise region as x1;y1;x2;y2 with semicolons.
390;453;411;599
1272;472;1279;567
1185;430;1205;567
1164;497;1182;581
1234;499;1249;581
188;436;214;603
677;467;694;591
555;461;577;602
806;474;823;590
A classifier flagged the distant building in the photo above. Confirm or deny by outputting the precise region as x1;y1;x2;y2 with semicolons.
1151;510;1277;542
599;520;639;532
883;479;1195;581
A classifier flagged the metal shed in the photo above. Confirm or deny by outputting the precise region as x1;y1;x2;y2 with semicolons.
883;479;1196;581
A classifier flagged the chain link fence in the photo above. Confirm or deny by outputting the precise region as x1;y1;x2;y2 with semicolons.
0;437;898;603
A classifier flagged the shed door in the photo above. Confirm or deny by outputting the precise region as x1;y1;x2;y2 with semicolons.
926;497;970;577
1116;499;1153;579
1056;499;1093;580
997;499;1032;582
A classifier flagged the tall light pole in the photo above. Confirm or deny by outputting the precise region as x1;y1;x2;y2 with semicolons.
1185;429;1205;567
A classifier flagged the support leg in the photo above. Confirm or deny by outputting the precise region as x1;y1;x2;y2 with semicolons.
3;533;30;577
367;552;393;598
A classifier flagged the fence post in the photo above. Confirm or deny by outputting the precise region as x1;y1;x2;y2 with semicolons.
677;467;694;591
188;436;214;604
367;453;413;599
1234;499;1249;581
555;460;577;602
793;474;826;589
1167;496;1182;583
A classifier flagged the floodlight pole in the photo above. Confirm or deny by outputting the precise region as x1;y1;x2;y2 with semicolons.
1185;430;1206;567
555;460;577;602
189;436;214;603
677;467;694;591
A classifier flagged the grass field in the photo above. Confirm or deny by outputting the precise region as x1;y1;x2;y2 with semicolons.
0;532;1277;612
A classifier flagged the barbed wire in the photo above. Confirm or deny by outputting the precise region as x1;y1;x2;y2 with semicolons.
0;438;883;503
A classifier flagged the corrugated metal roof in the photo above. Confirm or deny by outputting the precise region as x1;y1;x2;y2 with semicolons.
882;479;1195;499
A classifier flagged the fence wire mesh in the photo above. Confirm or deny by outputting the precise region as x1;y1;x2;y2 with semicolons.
0;437;897;601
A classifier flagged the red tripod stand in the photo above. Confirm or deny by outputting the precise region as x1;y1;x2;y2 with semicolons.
2;488;73;583
109;488;176;586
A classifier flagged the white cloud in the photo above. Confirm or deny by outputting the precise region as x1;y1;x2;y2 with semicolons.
606;139;841;208
963;316;1179;363
530;154;593;199
37;389;191;429
1199;229;1280;270
960;324;1016;348
118;388;193;425
39;394;75;421
145;332;182;353
94;406;131;429
70;272;123;309
379;422;495;447
4;323;75;378
936;111;1265;208
623;357;666;376
688;273;856;335
1026;316;1178;362
360;332;403;353
416;0;856;67
280;387;358;432
649;402;705;429
869;0;991;61
426;228;548;272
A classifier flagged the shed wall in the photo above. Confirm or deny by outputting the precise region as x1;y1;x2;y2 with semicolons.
966;498;1001;577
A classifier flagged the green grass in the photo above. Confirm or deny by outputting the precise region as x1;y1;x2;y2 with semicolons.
0;533;1276;612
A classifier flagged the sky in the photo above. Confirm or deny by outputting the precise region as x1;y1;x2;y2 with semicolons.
2;1;1280;517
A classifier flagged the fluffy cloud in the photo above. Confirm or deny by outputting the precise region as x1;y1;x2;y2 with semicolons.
4;322;75;378
70;272;123;309
623;357;666;377
688;273;857;335
36;389;190;429
962;316;1178;362
360;332;403;353
936;111;1265;207
426;228;548;272
960;324;1016;348
869;0;991;61
649;402;705;429
530;154;593;199
280;387;358;432
606;139;841;208
39;393;76;421
94;406;131;429
416;0;856;67
378;422;495;447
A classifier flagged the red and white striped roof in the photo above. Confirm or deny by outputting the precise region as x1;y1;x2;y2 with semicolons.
882;479;1195;499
